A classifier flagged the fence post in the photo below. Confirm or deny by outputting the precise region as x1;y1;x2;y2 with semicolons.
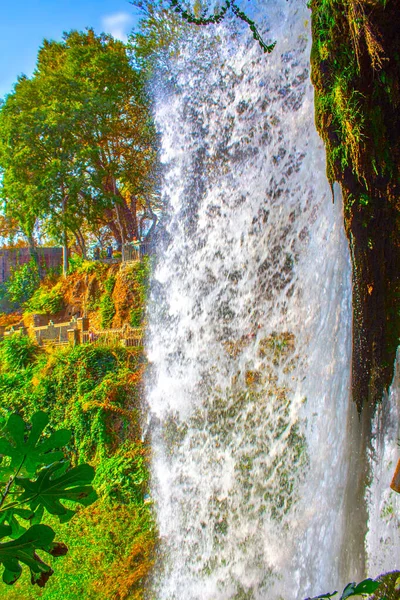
67;329;80;346
77;317;89;333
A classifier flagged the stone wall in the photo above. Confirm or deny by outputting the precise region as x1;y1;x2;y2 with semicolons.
0;248;63;283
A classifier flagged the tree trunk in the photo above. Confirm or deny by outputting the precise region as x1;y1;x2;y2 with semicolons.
26;233;41;276
75;228;87;259
129;194;139;240
63;230;68;276
115;203;125;262
61;192;68;277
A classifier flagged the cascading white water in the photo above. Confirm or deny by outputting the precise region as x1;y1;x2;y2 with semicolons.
366;353;400;576
146;1;354;598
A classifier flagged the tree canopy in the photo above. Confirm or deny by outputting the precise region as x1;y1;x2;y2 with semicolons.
0;29;158;267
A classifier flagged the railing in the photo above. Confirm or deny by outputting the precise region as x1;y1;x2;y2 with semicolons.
93;241;153;264
123;240;153;262
82;324;144;347
31;317;80;345
41;339;70;348
34;322;143;348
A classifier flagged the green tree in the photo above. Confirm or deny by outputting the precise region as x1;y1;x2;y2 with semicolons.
0;30;158;271
6;260;40;306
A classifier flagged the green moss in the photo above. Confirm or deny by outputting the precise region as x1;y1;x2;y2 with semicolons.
99;274;116;328
310;0;400;408
128;257;150;328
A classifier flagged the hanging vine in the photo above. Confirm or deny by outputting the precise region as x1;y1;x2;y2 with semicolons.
169;0;276;52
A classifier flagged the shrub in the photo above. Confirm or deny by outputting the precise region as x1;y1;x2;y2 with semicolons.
94;441;149;505
6;259;40;305
73;260;108;276
99;275;116;328
67;254;84;274
0;334;39;371
25;283;64;314
0;341;156;599
128;257;150;328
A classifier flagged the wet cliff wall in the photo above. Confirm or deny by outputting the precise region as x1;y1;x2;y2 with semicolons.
310;0;400;410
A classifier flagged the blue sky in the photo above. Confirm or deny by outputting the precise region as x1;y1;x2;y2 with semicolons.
0;0;142;99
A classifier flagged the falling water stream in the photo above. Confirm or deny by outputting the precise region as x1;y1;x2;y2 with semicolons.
145;1;399;598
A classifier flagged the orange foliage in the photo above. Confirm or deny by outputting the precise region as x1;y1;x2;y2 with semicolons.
92;532;156;600
0;312;22;328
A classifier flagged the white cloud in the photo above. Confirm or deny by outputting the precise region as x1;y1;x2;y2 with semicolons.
102;12;133;42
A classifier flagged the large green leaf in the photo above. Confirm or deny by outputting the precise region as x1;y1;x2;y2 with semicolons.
306;578;382;600
340;579;382;599
0;412;71;476
17;462;97;522
0;505;42;540
0;524;57;586
0;510;30;539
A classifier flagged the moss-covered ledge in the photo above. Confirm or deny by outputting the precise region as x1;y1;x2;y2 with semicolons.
310;0;400;410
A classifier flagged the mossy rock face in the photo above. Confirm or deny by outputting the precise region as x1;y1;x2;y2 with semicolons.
310;0;400;409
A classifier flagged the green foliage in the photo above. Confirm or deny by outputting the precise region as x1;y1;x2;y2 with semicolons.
0;29;157;251
0;411;96;588
0;341;156;599
94;442;149;505
128;257;150;327
0;336;38;371
130;306;144;328
99;275;116;328
0;412;70;476
0;524;60;587
25;284;64;315
6;260;40;306
307;578;383;600
17;463;97;522
70;260;108;277
310;0;398;189
66;255;84;275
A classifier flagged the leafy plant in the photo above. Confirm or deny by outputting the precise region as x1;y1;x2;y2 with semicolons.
6;260;40;306
128;257;150;327
72;260;108;277
66;254;84;275
24;283;64;315
94;441;149;505
0;342;156;599
306;578;383;600
0;411;97;587
99;275;116;328
0;336;39;371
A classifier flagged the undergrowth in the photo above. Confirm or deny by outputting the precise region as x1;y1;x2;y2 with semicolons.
24;281;65;314
128;257;150;328
99;275;117;328
0;337;156;599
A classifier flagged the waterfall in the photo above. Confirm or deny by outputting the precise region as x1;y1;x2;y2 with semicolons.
146;1;354;598
366;353;400;576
